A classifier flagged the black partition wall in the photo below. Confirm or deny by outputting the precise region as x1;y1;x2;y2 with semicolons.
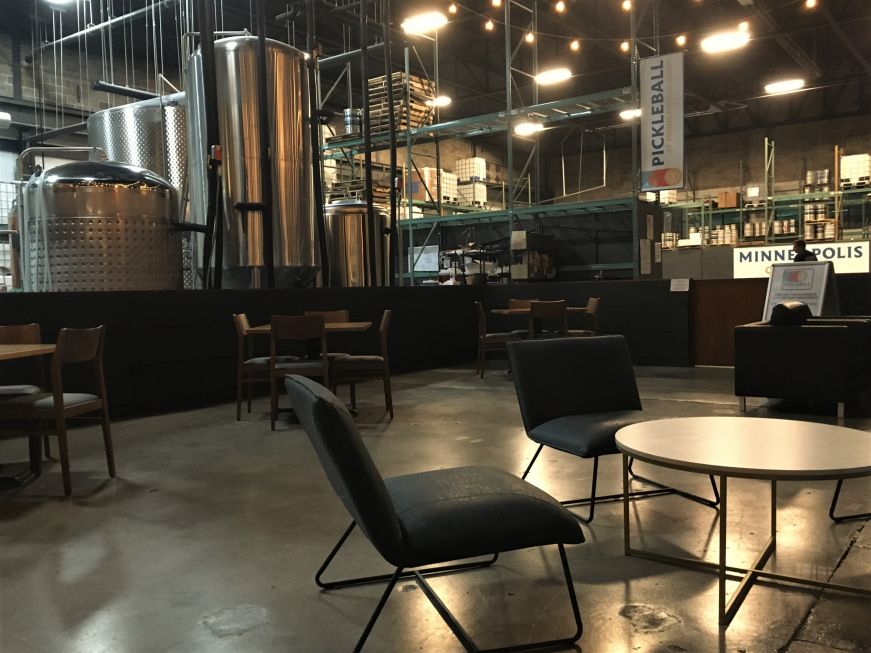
0;280;690;416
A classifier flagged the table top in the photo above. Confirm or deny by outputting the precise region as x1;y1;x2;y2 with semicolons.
616;416;871;480
0;344;56;361
245;322;372;336
491;307;589;315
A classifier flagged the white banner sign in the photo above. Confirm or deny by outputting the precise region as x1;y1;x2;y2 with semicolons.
640;53;684;191
733;241;870;278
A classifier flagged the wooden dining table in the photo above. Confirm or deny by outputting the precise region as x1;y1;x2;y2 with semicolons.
490;307;589;316
0;344;56;361
244;322;372;336
0;343;55;485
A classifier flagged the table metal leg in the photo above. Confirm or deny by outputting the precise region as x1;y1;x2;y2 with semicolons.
720;479;777;625
625;469;869;628
623;454;630;556
718;474;727;625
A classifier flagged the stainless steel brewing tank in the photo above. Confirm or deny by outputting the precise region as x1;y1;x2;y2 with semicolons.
188;36;318;283
87;93;187;192
22;161;182;292
323;201;390;287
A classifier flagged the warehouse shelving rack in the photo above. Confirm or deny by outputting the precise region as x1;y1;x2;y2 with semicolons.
315;0;641;284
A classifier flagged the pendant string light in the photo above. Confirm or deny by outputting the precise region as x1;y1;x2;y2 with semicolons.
440;0;775;58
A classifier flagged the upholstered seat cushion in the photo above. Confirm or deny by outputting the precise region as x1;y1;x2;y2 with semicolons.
332;354;385;370
0;384;42;396
484;332;518;343
0;392;100;410
384;466;584;568
275;361;327;375
244;355;299;367
529;410;646;458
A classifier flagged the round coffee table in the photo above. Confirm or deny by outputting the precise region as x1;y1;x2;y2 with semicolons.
616;416;871;626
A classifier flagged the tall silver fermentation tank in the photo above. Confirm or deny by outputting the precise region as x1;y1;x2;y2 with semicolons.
87;93;187;192
22;161;182;292
187;36;319;286
324;201;389;287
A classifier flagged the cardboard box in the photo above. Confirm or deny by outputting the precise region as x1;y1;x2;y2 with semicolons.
716;190;740;209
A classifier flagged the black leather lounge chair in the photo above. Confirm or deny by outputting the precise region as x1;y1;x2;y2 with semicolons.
285;374;586;652
509;335;719;523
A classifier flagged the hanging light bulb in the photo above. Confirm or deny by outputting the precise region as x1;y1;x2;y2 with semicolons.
492;0;502;7
570;39;581;52
555;0;566;12
738;21;749;32
484;19;494;31
620;40;630;52
401;11;449;35
676;34;687;47
525;32;535;43
514;121;544;136
622;0;632;11
448;2;457;14
805;0;817;7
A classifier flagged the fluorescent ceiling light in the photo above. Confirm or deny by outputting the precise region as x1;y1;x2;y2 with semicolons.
401;11;448;35
45;0;76;4
700;29;750;54
425;95;452;107
619;108;642;120
514;121;544;136
534;67;572;85
764;78;805;95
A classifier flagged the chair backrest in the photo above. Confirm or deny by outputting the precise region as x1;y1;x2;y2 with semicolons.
529;300;568;334
304;309;350;323
474;301;487;337
585;297;600;316
378;310;392;360
233;313;251;336
232;313;250;361
530;300;567;319
271;314;325;342
0;323;40;344
508;298;538;310
284;375;404;564
52;326;107;398
271;314;327;362
508;335;641;431
585;297;600;332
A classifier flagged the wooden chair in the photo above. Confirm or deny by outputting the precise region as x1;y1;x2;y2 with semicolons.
0;323;48;455
508;298;539;310
233;313;299;421
475;301;522;378
0;326;114;496
528;300;568;339
270;315;329;430
568;297;599;337
331;310;394;418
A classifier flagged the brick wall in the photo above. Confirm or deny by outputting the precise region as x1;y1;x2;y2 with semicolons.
548;113;871;201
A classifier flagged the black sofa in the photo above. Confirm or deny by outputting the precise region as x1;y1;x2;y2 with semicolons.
734;302;871;417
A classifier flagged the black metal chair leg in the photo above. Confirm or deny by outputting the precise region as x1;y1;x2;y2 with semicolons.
571;457;599;524
829;478;871;523
412;543;583;652
315;521;499;591
522;447;716;524
353;566;403;653
628;457;720;508
520;444;544;480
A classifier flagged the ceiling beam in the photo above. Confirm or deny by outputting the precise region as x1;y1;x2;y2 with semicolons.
738;0;822;78
820;6;871;78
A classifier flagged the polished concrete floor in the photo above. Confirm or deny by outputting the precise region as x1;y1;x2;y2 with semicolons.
0;363;868;653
